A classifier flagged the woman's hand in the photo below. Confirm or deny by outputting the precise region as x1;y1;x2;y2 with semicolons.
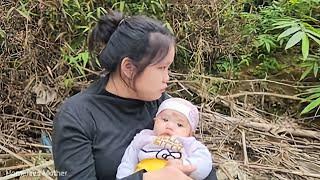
143;159;196;180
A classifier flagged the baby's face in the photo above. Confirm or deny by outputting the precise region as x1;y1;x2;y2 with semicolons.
153;109;192;137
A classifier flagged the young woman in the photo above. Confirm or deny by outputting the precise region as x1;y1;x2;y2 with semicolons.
52;11;217;180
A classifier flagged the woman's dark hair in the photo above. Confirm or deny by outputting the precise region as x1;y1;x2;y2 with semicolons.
88;11;175;79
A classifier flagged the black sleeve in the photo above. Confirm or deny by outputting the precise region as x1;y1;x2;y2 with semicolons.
204;167;218;180
117;170;145;180
53;108;96;180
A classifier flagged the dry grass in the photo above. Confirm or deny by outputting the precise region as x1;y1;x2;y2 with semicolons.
1;0;320;179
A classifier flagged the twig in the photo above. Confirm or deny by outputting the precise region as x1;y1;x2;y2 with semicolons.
211;112;320;140
247;164;320;178
0;153;52;159
0;144;53;180
2;114;52;127
219;91;306;102
171;73;320;88
242;130;248;165
0;160;54;180
0;165;30;171
219;165;234;180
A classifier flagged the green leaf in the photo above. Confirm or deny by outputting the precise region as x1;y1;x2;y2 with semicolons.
164;22;174;34
272;20;296;27
16;9;31;21
306;87;320;93
6;7;15;19
265;43;270;53
307;33;320;46
305;29;320;39
272;24;294;30
285;31;303;50
75;0;80;9
300;66;312;80
301;32;309;60
0;29;6;39
277;26;301;40
301;96;320;114
306;93;320;100
314;62;318;77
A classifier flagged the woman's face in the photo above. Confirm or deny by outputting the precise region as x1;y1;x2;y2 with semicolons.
153;109;192;137
134;45;175;101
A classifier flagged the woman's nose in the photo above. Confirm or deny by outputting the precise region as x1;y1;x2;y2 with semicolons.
163;70;170;83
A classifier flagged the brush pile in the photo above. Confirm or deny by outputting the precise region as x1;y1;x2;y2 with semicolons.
1;0;320;179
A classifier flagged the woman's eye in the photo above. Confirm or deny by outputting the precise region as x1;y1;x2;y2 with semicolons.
177;123;183;127
162;118;168;122
158;66;166;70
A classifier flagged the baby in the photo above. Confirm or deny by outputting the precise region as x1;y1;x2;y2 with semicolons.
116;98;212;180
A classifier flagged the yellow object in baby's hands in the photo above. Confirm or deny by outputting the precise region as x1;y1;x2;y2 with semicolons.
135;159;167;172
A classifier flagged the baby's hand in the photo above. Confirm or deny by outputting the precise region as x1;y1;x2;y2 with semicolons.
154;136;183;151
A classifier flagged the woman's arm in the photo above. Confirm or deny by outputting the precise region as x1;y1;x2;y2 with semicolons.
53;109;96;180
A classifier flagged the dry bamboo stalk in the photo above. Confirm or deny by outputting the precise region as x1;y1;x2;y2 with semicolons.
220;91;305;101
0;164;30;171
0;160;54;180
242;130;248;165
0;144;53;180
211;112;320;139
247;164;320;178
219;165;234;180
0;153;51;159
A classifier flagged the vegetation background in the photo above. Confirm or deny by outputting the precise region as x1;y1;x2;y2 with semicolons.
1;0;320;179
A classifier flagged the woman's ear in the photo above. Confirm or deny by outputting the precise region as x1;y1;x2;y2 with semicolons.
120;57;136;79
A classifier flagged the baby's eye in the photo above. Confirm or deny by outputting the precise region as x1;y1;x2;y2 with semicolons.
177;123;184;127
162;118;169;122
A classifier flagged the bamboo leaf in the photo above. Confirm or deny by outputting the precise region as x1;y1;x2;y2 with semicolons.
307;33;320;46
277;26;301;40
301;96;320;114
285;31;303;49
306;93;320;100
301;32;309;60
306;87;320;93
305;29;320;39
272;21;296;27
266;43;270;53
314;62;318;77
300;66;312;80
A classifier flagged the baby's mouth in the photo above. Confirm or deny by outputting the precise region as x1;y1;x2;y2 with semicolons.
160;133;171;136
160;130;173;136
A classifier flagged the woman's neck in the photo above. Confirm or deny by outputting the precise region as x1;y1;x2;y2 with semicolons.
105;72;138;99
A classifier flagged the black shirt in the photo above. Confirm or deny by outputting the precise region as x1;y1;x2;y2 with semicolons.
52;75;217;180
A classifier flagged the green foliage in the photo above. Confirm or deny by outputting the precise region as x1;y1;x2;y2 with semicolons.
301;86;320;114
111;0;165;17
272;18;320;60
253;56;283;77
299;54;320;80
63;51;90;76
255;34;277;53
56;0;167;76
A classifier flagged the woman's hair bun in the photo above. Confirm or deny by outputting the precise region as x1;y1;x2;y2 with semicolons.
89;11;124;52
